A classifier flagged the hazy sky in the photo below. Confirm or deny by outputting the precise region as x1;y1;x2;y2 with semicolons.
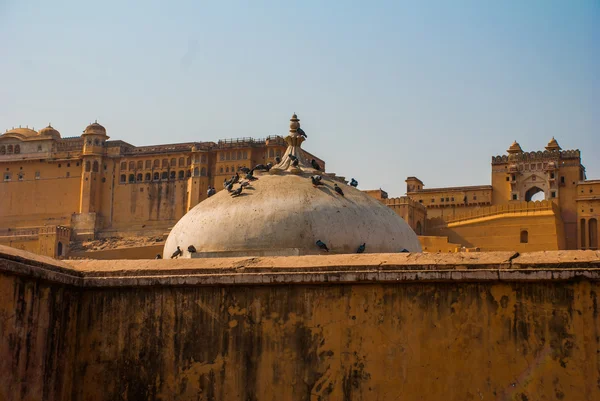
1;1;598;196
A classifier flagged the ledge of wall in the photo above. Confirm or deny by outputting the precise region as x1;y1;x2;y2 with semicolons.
1;245;599;288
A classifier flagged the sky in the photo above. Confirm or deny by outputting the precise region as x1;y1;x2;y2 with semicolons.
1;1;598;196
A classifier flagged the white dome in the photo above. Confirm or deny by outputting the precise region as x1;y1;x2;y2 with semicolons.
164;114;421;258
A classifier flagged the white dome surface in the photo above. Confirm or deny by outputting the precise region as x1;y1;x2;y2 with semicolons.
164;173;421;258
164;113;422;258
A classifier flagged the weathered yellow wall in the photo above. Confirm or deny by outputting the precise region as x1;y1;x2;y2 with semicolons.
69;244;163;260
418;235;462;252
0;272;79;401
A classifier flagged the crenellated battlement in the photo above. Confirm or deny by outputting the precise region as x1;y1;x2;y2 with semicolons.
492;149;580;164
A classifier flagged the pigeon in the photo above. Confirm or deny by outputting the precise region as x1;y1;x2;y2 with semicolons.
350;178;358;188
357;243;366;254
316;240;329;252
334;183;344;197
239;166;251;174
171;246;182;259
240;181;252;188
266;162;273;171
245;169;258;181
311;175;323;187
188;245;197;254
289;154;298;161
275;157;281;163
311;159;321;171
291;158;299;167
230;186;243;197
155;254;162;259
297;127;307;138
231;173;240;184
254;164;267;171
225;182;234;192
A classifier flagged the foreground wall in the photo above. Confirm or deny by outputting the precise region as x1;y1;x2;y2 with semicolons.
1;246;600;401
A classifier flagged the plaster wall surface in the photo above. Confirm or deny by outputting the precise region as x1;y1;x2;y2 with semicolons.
1;246;600;400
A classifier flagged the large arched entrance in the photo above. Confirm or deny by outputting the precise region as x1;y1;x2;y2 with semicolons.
525;186;545;202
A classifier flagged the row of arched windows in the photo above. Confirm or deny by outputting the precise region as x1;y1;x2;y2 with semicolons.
0;144;21;155
219;165;246;174
119;167;207;183
85;161;100;172
220;151;248;161
120;157;195;171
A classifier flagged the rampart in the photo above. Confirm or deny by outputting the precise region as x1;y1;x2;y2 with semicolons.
441;199;558;225
1;245;600;401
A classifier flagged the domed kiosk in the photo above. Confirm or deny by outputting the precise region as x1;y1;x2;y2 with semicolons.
164;114;421;258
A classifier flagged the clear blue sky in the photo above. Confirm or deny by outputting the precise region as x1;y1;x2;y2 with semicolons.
1;1;598;196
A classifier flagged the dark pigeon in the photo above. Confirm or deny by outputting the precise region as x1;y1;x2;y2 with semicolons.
350;178;358;188
225;182;234;192
266;162;273;171
289;154;298;161
245;169;258;181
291;158;299;167
297;127;307;138
311;175;323;186
254;164;267;171
357;243;366;254
334;184;344;197
188;245;197;254
275;157;281;163
155;254;162;259
171;246;182;259
239;166;251;174
231;173;240;184
311;159;321;171
230;186;243;197
240;181;252;188
316;240;329;252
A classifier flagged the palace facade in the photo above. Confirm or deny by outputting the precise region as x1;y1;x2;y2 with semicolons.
0;122;324;257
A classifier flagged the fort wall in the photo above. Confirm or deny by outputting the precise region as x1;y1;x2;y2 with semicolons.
1;246;599;401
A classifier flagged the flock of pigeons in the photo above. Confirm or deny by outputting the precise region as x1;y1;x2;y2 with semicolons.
164;145;367;258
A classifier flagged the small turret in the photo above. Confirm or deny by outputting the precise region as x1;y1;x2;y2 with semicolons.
507;140;523;154
545;137;561;151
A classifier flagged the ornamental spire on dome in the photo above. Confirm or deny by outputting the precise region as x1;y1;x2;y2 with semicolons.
507;140;523;154
270;113;321;175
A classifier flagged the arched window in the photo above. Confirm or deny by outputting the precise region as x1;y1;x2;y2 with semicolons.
145;160;151;169
179;157;185;167
194;155;199;163
187;170;191;177
129;161;135;170
162;159;168;168
269;149;274;158
121;161;127;170
416;221;422;235
92;161;99;172
145;173;151;181
220;167;223;173
153;159;160;168
201;155;207;163
94;139;99;146
520;230;528;244
581;219;587;249
161;171;168;180
170;171;176;180
220;153;224;161
226;166;229;173
178;170;185;179
14;145;20;154
193;167;199;177
37;145;42;152
226;152;231;161
137;161;143;169
153;172;160;181
590;218;598;250
186;157;191;166
170;158;176;167
137;173;143;182
242;151;247;160
120;174;126;183
57;242;63;258
237;151;242;160
7;145;13;154
0;146;5;155
85;161;91;172
201;167;207;176
128;174;135;183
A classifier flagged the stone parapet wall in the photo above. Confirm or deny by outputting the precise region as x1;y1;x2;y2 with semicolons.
1;245;600;401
